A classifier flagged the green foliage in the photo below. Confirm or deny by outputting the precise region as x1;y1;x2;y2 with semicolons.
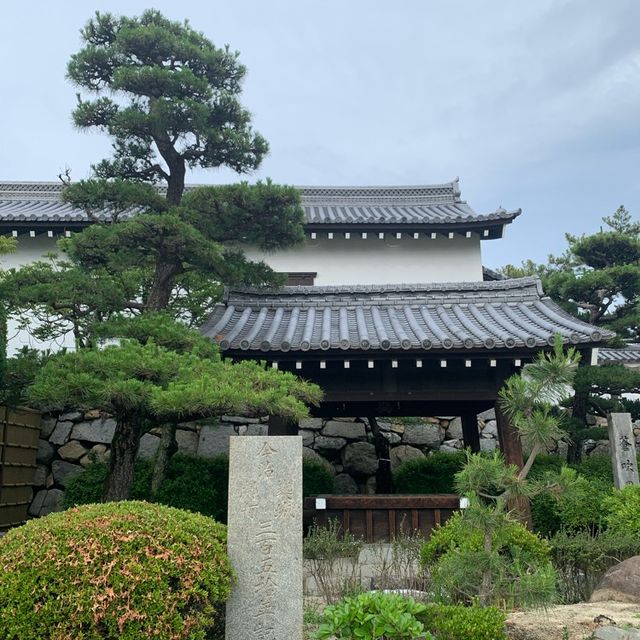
575;364;640;399
313;591;430;640
529;453;565;479
500;205;640;342
603;485;640;538
0;236;17;387
393;451;466;494
573;455;614;482
0;501;232;639
421;511;550;567
65;453;332;523
68;10;267;185
0;348;51;407
531;464;613;536
550;529;640;603
303;458;335;498
421;512;555;608
63;458;152;508
416;604;507;640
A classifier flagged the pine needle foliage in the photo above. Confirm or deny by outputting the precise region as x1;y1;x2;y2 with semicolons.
423;337;580;607
26;316;322;500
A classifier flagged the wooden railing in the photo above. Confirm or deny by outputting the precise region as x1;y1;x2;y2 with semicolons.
304;494;460;543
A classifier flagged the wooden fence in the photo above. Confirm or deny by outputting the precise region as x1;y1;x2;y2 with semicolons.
0;406;41;530
304;494;460;543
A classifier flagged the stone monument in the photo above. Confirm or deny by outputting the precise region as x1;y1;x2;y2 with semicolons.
226;436;302;640
607;413;640;489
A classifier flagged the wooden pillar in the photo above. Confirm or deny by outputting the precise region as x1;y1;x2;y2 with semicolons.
268;416;298;436
494;402;524;470
495;401;532;527
460;410;481;453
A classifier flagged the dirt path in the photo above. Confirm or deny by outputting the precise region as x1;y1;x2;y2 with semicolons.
507;602;640;640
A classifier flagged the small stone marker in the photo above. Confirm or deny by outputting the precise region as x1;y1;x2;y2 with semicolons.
226;436;302;640
607;413;639;489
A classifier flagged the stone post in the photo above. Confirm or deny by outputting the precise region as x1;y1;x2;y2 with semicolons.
226;436;302;640
607;413;640;489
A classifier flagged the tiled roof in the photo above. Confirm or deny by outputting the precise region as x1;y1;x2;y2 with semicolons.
0;180;519;230
201;278;613;353
598;346;640;365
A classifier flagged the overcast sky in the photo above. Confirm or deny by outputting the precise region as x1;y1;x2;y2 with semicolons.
1;0;639;267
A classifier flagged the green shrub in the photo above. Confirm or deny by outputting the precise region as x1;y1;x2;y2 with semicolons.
303;458;335;498
421;512;555;608
314;591;430;640
573;455;614;482
604;484;640;538
550;529;640;603
393;451;466;494
531;466;612;537
421;511;550;566
65;453;332;522
63;458;153;507
417;604;507;640
0;501;232;640
154;454;229;522
529;453;565;479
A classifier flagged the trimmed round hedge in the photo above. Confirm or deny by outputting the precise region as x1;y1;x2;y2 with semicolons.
0;501;233;640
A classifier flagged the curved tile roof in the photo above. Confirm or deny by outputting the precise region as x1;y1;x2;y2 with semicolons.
0;180;520;230
202;278;613;353
598;346;640;365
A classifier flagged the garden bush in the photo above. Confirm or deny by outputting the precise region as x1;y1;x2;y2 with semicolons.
313;591;430;640
416;604;507;640
0;501;232;640
550;529;640;603
604;484;640;538
393;451;466;494
421;512;556;608
303;458;335;498
65;452;331;521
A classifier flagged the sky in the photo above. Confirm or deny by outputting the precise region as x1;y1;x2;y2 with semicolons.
1;0;639;268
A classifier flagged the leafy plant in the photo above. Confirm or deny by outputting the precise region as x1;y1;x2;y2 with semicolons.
421;511;555;608
393;451;466;494
304;519;364;604
416;604;507;640
550;529;640;603
434;337;579;607
314;591;430;640
303;458;335;498
604;485;640;538
0;501;232;639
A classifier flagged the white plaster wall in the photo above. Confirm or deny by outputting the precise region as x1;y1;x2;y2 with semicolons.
1;236;73;354
241;234;483;285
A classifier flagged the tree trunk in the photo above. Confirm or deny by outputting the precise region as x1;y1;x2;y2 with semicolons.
146;260;181;311
479;528;493;607
103;415;142;502
151;422;178;496
569;356;592;464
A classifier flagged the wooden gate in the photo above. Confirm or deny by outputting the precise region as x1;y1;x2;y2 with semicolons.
304;494;460;542
0;406;41;530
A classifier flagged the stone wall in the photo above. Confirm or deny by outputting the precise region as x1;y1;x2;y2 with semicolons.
30;410;640;518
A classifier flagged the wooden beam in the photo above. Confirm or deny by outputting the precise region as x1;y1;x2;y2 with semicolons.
461;411;481;453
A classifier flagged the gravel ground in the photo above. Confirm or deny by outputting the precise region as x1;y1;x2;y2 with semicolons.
507;602;640;640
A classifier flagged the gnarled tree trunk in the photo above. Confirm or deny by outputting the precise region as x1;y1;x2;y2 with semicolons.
103;414;143;502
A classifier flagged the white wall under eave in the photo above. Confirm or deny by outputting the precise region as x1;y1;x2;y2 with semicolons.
1;235;74;355
241;234;484;285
